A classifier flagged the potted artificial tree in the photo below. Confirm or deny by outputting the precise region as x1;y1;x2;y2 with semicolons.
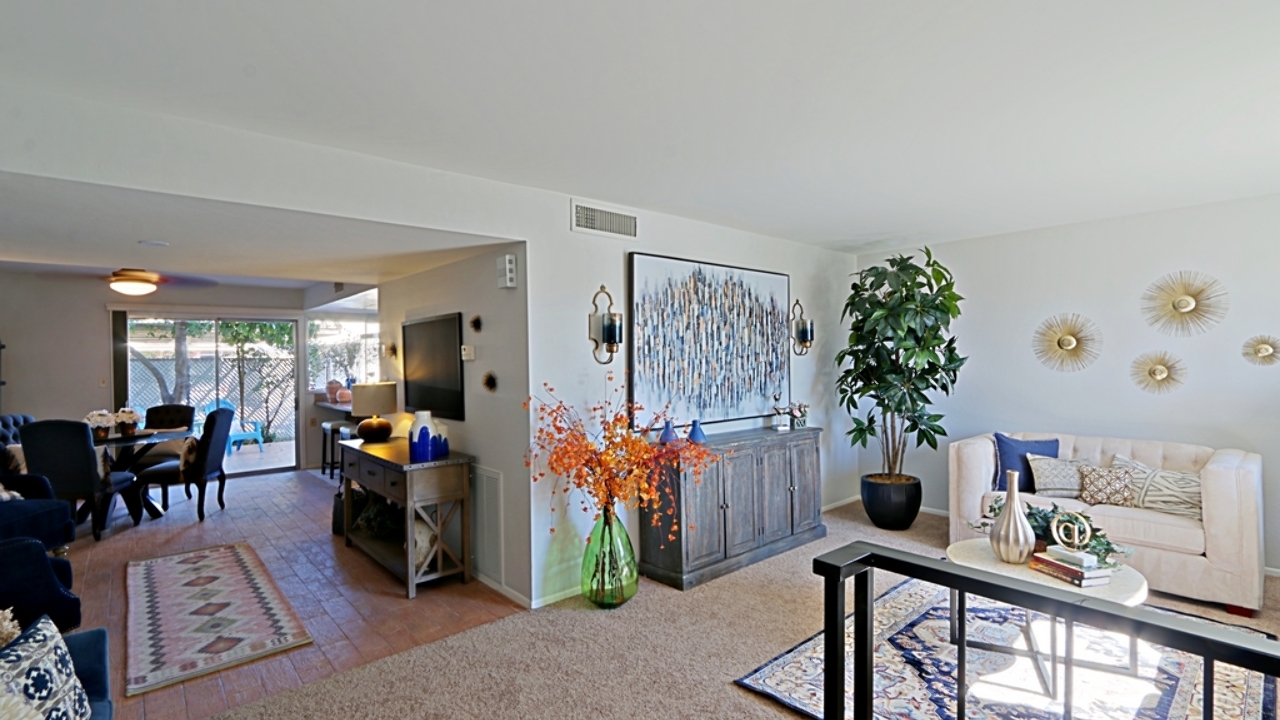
835;248;966;530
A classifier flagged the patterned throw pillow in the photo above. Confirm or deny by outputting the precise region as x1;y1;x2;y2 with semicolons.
1026;454;1087;498
1111;456;1203;520
1079;465;1135;507
178;437;200;473
3;445;26;475
0;616;91;720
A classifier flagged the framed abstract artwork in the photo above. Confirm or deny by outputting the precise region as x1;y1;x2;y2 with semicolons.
628;252;790;425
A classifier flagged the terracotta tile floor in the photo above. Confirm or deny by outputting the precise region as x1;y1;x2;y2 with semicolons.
64;470;524;720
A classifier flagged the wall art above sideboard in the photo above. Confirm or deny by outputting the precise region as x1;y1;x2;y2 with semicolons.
627;253;790;424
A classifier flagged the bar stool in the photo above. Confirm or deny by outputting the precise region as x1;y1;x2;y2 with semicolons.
322;420;358;479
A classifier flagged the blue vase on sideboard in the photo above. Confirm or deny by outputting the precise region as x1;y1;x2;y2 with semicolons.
688;420;707;444
658;420;678;444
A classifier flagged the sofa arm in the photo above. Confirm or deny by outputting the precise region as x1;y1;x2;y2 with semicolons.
1201;449;1264;582
64;628;111;704
948;434;996;542
0;474;55;500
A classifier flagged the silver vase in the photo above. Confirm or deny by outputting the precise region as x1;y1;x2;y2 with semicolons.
990;470;1036;564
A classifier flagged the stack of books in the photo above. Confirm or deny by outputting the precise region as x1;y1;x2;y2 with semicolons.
1030;545;1112;588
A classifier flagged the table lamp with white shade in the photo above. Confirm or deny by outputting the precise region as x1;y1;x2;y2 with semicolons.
351;382;397;443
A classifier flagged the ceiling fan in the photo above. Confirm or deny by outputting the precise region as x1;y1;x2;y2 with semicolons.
106;268;218;295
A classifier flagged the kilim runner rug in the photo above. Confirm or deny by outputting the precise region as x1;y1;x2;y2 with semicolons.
738;579;1275;720
125;542;312;695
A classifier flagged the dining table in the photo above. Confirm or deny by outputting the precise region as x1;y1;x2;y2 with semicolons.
94;428;195;520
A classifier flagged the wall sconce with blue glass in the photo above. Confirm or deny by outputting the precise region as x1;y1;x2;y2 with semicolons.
790;299;814;356
589;285;624;364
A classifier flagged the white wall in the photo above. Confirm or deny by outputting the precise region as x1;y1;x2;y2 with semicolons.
857;194;1280;563
377;245;532;604
0;269;304;420
2;82;864;607
525;219;860;605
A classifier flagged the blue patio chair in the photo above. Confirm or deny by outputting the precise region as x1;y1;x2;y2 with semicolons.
202;400;264;455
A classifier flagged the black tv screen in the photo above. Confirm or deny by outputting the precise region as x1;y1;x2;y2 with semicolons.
402;313;465;421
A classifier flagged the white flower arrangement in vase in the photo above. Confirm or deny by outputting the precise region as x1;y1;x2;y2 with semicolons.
85;409;116;440
115;407;142;436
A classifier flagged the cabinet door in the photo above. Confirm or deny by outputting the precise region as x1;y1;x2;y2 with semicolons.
789;439;822;533
757;445;793;544
722;451;759;558
682;462;726;570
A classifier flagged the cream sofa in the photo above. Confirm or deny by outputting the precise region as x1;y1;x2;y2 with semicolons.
949;432;1264;612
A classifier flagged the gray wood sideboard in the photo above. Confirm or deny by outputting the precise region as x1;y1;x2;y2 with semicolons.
339;438;473;598
639;427;825;590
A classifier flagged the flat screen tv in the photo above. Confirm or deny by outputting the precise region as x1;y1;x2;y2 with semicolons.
402;312;465;421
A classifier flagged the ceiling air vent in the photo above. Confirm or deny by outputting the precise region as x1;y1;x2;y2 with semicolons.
571;199;638;240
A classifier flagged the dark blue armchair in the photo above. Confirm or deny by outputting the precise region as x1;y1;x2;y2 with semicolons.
0;537;112;719
0;473;75;551
0;537;79;632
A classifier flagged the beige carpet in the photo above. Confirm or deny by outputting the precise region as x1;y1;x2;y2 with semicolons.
218;503;1280;719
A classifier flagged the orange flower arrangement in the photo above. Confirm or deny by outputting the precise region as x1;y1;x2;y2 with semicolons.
526;372;718;540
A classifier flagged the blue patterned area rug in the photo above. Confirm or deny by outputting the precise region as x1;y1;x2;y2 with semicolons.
737;579;1275;719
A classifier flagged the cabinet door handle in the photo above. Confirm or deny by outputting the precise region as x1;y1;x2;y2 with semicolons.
366;469;377;476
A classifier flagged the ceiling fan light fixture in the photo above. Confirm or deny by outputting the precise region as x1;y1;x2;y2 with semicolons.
108;269;160;296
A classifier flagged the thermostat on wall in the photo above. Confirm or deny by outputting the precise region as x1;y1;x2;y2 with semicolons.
460;345;476;361
498;254;517;289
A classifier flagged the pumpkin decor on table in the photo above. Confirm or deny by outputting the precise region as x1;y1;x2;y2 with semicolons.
527;373;717;608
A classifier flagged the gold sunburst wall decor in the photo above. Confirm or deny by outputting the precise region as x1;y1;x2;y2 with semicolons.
1032;313;1102;372
1242;335;1280;366
1130;351;1186;394
1140;270;1229;337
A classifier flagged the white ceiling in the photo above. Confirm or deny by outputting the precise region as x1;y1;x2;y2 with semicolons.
0;2;1277;249
0;171;506;284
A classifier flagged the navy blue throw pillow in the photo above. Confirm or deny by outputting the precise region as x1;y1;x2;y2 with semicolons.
993;433;1059;493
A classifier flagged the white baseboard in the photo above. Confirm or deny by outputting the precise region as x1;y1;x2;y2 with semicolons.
821;495;860;512
476;573;533;609
820;495;950;520
1265;567;1280;578
530;585;583;609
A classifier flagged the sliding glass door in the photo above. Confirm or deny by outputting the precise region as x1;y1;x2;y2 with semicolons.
123;315;299;475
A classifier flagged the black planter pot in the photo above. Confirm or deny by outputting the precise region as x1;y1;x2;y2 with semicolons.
860;474;922;530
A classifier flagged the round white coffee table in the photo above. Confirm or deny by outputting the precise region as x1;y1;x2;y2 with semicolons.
945;539;1149;718
947;538;1148;606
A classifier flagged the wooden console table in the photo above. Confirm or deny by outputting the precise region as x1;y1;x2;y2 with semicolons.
339;438;473;598
639;427;826;590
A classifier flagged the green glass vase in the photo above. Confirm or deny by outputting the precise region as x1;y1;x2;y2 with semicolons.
581;506;638;608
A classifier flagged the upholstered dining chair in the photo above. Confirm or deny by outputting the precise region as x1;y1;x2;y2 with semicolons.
137;408;233;521
136;403;197;508
20;420;142;540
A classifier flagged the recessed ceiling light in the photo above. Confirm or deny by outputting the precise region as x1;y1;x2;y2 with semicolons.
138;240;170;247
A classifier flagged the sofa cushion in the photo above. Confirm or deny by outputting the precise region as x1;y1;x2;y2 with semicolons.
1086;503;1206;555
1006;432;1215;474
0;500;76;549
1111;455;1202;520
1027;454;1087;498
994;433;1058;492
981;491;1091;518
